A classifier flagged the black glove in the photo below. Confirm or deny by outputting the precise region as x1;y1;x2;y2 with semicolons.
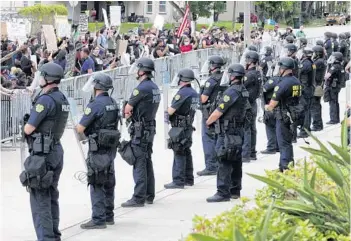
23;114;30;124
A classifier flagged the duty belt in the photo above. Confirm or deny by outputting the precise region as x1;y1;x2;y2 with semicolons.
214;120;244;134
170;115;192;127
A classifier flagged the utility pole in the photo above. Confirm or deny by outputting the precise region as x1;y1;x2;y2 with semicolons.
232;1;236;31
244;1;251;47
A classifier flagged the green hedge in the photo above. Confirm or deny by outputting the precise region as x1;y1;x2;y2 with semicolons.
187;121;350;241
18;4;68;18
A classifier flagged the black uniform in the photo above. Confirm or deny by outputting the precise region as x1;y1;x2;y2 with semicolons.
167;85;199;187
311;57;327;131
127;78;160;204
272;74;302;171
262;77;280;153
260;55;274;81
79;92;120;226
201;72;225;173
324;63;343;124
297;57;314;137
212;83;249;199
242;67;261;161
25;87;69;241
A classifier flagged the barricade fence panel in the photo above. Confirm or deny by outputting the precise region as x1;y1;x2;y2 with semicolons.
0;37;325;146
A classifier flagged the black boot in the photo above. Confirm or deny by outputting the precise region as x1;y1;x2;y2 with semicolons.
121;199;145;208
206;193;230;203
106;219;115;225
197;169;217;176
164;182;184;189
297;131;309;139
260;149;276;154
242;157;250;163
80;220;106;229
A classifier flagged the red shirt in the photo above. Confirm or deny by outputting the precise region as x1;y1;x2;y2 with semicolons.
180;45;192;53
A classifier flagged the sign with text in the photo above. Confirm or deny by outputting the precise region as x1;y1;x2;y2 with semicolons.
78;14;88;33
56;23;71;38
110;6;121;26
7;22;27;45
42;25;58;52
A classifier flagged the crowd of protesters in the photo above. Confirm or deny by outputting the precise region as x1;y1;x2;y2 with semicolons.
0;22;309;95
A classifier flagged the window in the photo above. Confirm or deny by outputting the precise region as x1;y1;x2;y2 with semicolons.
34;1;41;5
81;1;88;12
223;1;227;12
159;1;166;14
23;1;28;7
146;1;153;14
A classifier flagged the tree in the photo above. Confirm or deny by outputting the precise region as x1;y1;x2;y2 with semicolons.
169;1;226;21
255;1;296;25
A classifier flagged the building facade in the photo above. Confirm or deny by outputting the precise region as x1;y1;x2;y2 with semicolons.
0;1;252;24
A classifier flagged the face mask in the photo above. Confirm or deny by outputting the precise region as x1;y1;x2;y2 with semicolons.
184;41;190;45
93;50;99;56
208;36;212;40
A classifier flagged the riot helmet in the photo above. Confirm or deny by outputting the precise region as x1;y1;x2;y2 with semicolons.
344;32;350;39
327;52;343;64
284;44;297;57
245;50;259;68
128;57;155;80
324;31;332;40
278;57;295;77
171;68;195;87
261;46;273;56
39;62;64;88
298;37;307;48
338;33;346;40
201;55;225;74
82;73;113;92
302;47;313;59
316;40;324;47
312;45;324;59
248;45;258;52
331;32;338;40
285;35;295;44
221;63;245;86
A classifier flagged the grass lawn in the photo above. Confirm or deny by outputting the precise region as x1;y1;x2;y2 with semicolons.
87;19;341;34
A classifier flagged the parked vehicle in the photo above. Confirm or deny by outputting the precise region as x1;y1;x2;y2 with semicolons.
325;13;346;26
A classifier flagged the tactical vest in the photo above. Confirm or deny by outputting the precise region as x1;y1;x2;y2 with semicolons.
207;72;225;104
246;68;262;103
324;39;333;57
35;88;69;141
221;84;249;124
262;56;273;77
314;58;326;86
299;58;314;87
86;97;119;135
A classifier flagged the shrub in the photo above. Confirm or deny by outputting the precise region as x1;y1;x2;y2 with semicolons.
18;4;68;18
187;121;350;241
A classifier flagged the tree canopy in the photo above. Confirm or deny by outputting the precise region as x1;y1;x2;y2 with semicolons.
18;4;68;18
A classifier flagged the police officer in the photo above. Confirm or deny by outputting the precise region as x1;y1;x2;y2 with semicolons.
260;46;274;81
242;51;261;162
315;40;324;47
331;32;339;52
264;57;302;171
324;52;344;125
261;77;280;154
284;44;299;78
285;35;295;44
198;56;226;176
324;32;333;58
296;37;308;60
23;62;69;241
77;73;120;229
122;57;160;207
164;68;199;189
297;48;315;138
311;45;327;131
206;63;249;202
339;33;350;65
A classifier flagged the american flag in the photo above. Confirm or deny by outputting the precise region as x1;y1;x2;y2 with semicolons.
177;4;190;38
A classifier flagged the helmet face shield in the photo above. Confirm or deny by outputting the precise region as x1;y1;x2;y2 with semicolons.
82;76;95;92
200;60;210;74
128;63;138;75
171;74;180;87
327;55;335;64
220;70;230;86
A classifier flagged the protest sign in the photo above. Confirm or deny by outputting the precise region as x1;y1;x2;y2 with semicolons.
117;40;128;57
110;6;121;26
78;14;88;33
42;25;58;52
102;8;110;29
1;22;7;39
57;23;71;38
154;15;164;30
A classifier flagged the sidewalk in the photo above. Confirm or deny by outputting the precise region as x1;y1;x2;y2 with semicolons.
1;90;348;240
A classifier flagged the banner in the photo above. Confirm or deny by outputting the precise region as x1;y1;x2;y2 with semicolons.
102;8;110;29
42;25;58;52
56;23;71;38
110;6;121;26
78;14;88;33
7;22;27;45
1;22;7;39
